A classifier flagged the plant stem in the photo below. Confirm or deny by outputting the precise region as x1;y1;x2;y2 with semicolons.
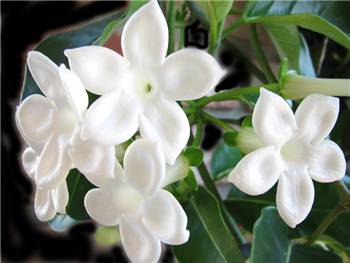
307;181;350;245
249;25;277;83
192;118;204;147
166;0;176;55
202;111;236;132
196;83;279;107
223;18;244;39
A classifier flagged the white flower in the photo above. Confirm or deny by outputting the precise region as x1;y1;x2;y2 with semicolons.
64;0;225;164
84;138;189;263
17;51;117;190
228;88;346;227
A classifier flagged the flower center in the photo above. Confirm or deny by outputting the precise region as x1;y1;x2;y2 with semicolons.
144;83;153;93
113;183;143;217
280;138;309;165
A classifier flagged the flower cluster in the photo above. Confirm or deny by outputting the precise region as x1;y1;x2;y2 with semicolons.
16;1;224;262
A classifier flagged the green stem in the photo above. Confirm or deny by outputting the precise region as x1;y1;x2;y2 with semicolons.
307;181;350;245
223;18;244;39
192;118;204;147
249;25;277;83
196;83;279;107
166;0;176;55
202;111;236;132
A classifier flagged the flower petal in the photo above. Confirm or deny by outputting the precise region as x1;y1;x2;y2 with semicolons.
35;134;72;189
27;51;64;101
59;64;88;117
308;140;346;183
228;146;284;195
51;180;69;214
142;190;189;245
17;94;55;147
276;169;314;228
124;138;165;196
81;91;140;145
22;147;39;179
120;217;161;263
252;88;297;147
64;46;129;95
35;188;56;221
69;130;118;188
295;94;339;145
139;98;190;165
121;0;168;68
159;48;225;100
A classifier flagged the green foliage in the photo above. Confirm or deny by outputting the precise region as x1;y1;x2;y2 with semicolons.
251;207;342;263
173;187;245;263
167;169;198;202
183;147;204;166
223;131;238;147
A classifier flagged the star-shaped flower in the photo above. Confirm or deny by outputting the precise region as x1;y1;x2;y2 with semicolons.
17;52;117;190
228;88;346;227
84;138;189;263
64;0;225;164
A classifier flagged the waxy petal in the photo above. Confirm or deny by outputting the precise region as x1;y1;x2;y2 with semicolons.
228;146;284;195
160;48;225;100
27;51;64;101
35;134;72;189
143;190;189;245
22;147;39;179
253;88;297;147
277;169;314;228
81;90;140;145
124;138;165;196
120;217;161;263
69;131;117;188
51;181;69;214
59;64;88;117
65;46;129;95
122;0;168;68
35;188;56;221
17;94;55;147
308;140;346;183
139;98;190;165
295;94;339;145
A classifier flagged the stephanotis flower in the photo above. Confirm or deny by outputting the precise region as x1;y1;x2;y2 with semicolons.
64;0;225;164
16;51;117;191
228;88;346;227
84;138;189;263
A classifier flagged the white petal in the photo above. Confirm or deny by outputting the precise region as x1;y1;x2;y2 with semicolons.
159;48;225;100
124;138;165;196
27;51;64;101
228;146;284;195
308;140;346;183
121;0;168;68
64;46;129;95
69;130;117;188
81;91;140;145
295;94;339;145
142;190;189;245
35;134;72;189
276;169;314;228
35;188;56;221
22;147;39;179
139;98;190;165
120;217;161;263
17;94;55;146
51;180;69;214
252;88;297;147
59;64;88;117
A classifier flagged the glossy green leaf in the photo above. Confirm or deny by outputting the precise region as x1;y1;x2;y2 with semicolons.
183;147;204;166
167;169;197;202
197;0;234;25
211;142;242;180
66;169;95;220
251;207;342;263
95;226;121;246
244;1;350;49
173;187;245;263
48;214;77;232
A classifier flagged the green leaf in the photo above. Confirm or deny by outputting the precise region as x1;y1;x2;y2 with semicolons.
173;187;245;263
48;214;77;232
251;207;342;263
21;11;124;101
299;33;316;77
66;169;95;220
211;142;242;180
223;131;238;147
167;169;198;202
197;0;234;25
244;0;350;49
95;226;121;246
183;147;204;166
